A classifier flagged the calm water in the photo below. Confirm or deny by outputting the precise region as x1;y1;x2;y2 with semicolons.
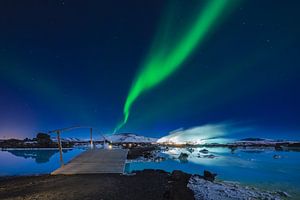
1;147;299;198
0;148;85;176
126;147;300;198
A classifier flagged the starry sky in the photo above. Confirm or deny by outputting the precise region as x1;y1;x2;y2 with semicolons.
0;0;299;139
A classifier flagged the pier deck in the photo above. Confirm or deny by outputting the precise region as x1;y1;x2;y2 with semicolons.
52;149;128;175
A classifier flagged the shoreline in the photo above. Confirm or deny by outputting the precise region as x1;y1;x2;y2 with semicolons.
0;169;290;200
0;170;194;200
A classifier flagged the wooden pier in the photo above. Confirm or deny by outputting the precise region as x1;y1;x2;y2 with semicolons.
51;149;128;175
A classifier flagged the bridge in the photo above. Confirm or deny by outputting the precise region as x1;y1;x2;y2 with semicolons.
52;148;129;175
47;126;128;175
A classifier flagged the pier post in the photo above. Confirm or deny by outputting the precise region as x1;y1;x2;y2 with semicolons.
90;128;93;148
57;130;64;165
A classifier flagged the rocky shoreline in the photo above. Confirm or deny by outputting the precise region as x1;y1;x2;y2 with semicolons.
0;170;194;200
0;169;290;200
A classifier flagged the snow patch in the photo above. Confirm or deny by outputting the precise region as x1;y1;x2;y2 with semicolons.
188;175;284;200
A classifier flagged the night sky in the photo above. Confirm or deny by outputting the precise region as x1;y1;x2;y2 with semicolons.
0;0;299;139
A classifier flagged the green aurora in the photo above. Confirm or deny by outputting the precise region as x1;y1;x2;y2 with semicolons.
114;0;235;133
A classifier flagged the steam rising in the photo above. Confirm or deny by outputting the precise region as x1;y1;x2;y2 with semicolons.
157;123;243;144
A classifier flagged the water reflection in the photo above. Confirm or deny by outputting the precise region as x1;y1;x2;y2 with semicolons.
4;149;70;163
0;148;85;176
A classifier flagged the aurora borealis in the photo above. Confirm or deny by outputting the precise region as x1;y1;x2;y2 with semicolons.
0;0;299;139
115;0;235;132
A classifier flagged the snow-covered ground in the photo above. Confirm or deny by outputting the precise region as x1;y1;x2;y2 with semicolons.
188;175;288;200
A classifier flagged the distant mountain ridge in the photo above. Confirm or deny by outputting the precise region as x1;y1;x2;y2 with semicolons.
105;133;157;143
51;133;157;143
51;137;83;142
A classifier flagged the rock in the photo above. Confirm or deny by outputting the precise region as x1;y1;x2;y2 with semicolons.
229;146;237;154
203;170;217;182
127;146;156;159
169;170;194;200
277;191;291;198
188;175;283;200
273;155;282;159
187;148;194;153
178;153;189;163
143;152;153;158
154;156;165;162
171;170;190;181
287;142;300;148
202;154;216;159
275;144;283;151
163;190;170;199
199;149;209;154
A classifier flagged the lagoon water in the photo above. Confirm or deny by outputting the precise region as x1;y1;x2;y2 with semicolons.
0;148;85;176
0;147;300;198
126;147;300;198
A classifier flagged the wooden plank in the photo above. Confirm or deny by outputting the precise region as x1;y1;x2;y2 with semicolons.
51;149;128;175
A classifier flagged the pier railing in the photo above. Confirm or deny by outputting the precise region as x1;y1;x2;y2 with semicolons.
48;126;94;165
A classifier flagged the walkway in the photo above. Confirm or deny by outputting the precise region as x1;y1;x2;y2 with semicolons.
52;148;128;175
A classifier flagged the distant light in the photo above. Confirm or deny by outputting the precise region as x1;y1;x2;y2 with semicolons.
108;144;113;149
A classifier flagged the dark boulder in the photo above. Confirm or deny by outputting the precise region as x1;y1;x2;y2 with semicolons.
199;149;209;154
275;143;283;151
170;170;190;181
203;170;217;182
202;154;216;159
178;153;189;163
127;146;156;159
167;170;194;200
187;148;194;153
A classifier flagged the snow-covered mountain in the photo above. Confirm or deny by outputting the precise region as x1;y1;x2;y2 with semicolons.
51;137;83;142
51;134;157;143
104;133;157;143
233;138;299;146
